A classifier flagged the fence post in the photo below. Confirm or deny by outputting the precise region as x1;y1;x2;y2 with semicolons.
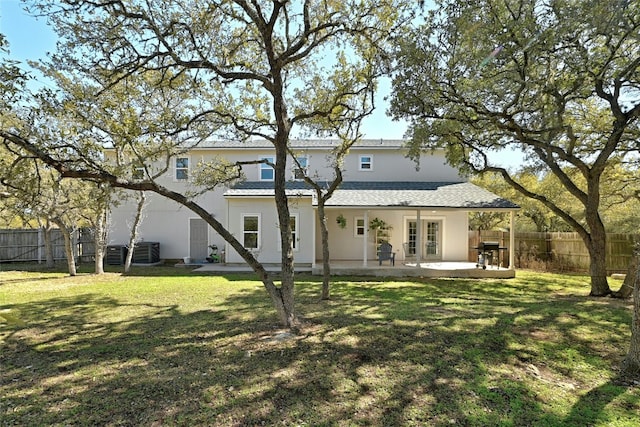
37;227;43;264
73;229;79;264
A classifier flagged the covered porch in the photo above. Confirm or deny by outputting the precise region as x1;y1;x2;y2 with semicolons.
222;180;519;278
311;181;519;274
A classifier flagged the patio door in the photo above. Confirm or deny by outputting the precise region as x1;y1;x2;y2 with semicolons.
407;219;442;260
424;221;441;260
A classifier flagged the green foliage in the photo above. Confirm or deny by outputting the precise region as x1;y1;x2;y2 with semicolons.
369;216;392;246
0;34;28;116
471;164;640;233
390;0;640;216
390;0;640;292
34;0;411;142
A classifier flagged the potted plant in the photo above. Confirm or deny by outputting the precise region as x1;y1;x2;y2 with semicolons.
369;217;392;251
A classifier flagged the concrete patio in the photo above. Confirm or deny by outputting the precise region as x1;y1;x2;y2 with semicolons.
190;260;515;279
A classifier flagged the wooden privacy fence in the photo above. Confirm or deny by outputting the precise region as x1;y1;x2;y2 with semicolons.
0;228;95;263
469;230;639;273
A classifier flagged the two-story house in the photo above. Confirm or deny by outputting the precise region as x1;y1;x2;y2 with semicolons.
107;139;518;274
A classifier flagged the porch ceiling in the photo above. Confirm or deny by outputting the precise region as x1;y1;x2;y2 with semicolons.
225;181;519;211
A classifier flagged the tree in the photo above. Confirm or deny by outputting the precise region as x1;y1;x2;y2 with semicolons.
0;150;104;275
390;0;640;296
78;182;113;274
123;192;146;274
471;171;577;232
292;125;364;300
4;0;410;327
0;34;26;118
472;163;640;233
622;242;640;375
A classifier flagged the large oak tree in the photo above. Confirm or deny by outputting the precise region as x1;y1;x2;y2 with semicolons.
2;1;409;327
390;0;640;296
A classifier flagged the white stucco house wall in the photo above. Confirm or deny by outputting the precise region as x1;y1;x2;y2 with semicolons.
107;139;518;267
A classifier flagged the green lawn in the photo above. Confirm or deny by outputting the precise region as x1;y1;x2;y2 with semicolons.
1;265;638;426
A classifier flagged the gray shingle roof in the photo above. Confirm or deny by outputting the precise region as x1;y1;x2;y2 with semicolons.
225;181;519;210
196;139;407;149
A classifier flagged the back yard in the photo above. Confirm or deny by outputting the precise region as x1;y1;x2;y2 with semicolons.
1;266;638;426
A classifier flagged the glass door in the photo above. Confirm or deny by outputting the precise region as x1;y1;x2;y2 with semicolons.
406;219;442;260
424;221;441;260
404;219;442;260
407;221;417;256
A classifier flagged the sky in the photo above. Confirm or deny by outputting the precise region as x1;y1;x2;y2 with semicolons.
0;0;409;140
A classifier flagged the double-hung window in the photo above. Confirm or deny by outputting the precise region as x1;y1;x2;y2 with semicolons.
175;157;189;181
242;214;260;249
133;165;145;180
290;214;299;250
278;214;299;251
359;155;373;171
355;217;365;237
260;157;274;181
292;156;308;180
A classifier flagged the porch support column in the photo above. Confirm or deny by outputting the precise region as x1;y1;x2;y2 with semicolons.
415;209;421;267
312;208;317;268
363;210;369;266
509;211;515;269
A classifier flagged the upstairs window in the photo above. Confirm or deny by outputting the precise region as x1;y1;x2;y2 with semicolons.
292;156;308;180
132;166;145;180
359;155;373;171
175;157;189;180
260;157;274;181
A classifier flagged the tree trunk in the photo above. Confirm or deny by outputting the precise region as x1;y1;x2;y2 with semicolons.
124;192;146;273
94;209;108;274
317;203;331;300
621;248;640;376
585;222;611;296
613;255;637;299
53;220;77;276
43;222;55;268
274;152;297;327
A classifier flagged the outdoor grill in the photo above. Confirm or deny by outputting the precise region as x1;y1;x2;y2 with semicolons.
475;241;501;269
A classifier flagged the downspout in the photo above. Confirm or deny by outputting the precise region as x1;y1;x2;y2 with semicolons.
312;205;317;268
363;210;369;266
226;195;230;264
416;209;421;267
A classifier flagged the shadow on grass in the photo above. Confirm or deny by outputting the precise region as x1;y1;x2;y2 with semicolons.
1;274;638;425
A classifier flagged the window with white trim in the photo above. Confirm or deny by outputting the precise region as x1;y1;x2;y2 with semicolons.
355;217;365;237
175;157;189;180
278;214;299;251
260;157;274;181
242;214;260;249
292;156;308;180
132;165;144;180
290;214;299;250
359;155;373;171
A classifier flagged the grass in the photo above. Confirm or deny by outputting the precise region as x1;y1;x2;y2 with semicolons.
1;264;639;426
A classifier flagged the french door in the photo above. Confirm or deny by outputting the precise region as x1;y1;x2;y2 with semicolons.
407;219;442;260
